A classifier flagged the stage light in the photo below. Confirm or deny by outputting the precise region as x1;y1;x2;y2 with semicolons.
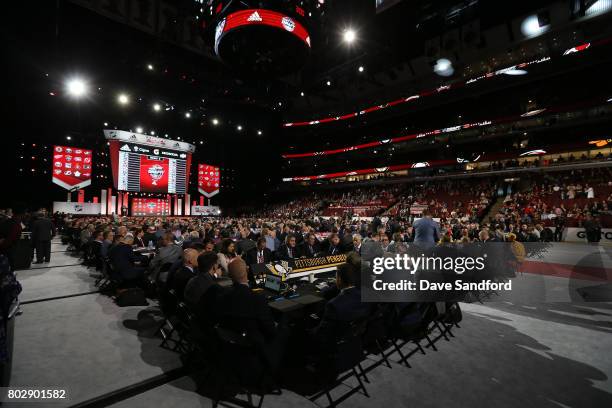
300;92;305;96
117;93;129;105
185;112;191;118
150;131;155;135
66;136;72;140
237;125;243;131
103;122;108;127
153;103;161;112
521;15;549;37
65;78;87;98
257;130;263;135
147;64;154;70
433;58;454;77
343;29;356;43
278;102;282;106
212;118;219;126
326;80;331;86
136;127;143;133
358;66;364;73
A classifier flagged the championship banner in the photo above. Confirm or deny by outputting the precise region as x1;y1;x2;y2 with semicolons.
198;164;220;198
51;145;93;191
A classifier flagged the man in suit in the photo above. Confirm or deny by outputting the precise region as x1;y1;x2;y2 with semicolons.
413;209;440;247
215;258;286;371
168;248;199;302
31;212;56;263
323;233;342;255
185;251;222;308
311;263;372;348
276;234;298;261
108;235;147;283
235;227;256;256
244;238;273;266
142;226;157;248
149;232;182;282
298;233;320;258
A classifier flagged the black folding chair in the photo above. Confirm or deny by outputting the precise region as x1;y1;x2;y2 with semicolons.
309;319;370;408
211;326;281;408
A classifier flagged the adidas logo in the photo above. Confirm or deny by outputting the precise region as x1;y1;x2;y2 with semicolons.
120;144;131;152
247;11;262;22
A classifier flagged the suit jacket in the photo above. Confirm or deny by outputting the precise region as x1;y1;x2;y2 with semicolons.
134;237;146;248
149;244;182;279
108;243;144;279
31;217;55;242
214;283;276;344
170;265;197;301
276;244;298;261
313;287;371;346
244;247;273;266
184;272;216;307
298;241;320;258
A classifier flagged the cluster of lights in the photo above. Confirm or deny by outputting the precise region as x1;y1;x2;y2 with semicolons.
283;38;600;128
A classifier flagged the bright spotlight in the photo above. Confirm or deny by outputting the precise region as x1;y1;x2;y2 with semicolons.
135;127;143;133
521;15;549;37
117;93;129;105
66;135;72;140
153;103;161;112
147;64;154;70
212;118;219;126
185;112;191;118
326;80;331;86
103;122;108;127
358;65;364;73
257;130;263;135
66;78;87;98
150;131;155;135
433;58;454;77
300;91;305;96
237;125;243;131
343;29;356;43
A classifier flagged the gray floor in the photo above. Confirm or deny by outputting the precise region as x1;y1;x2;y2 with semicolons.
6;239;612;408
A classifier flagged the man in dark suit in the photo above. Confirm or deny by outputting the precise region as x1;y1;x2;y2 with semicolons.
244;238;273;266
185;251;222;308
311;263;372;348
298;233;320;258
215;258;286;371
323;233;343;255
168;248;199;301
31;212;56;263
276;234;298;261
108;235;147;283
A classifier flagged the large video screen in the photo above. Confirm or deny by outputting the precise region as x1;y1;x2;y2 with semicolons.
104;130;195;193
131;198;171;216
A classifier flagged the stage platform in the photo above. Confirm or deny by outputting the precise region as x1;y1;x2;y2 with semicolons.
5;239;612;408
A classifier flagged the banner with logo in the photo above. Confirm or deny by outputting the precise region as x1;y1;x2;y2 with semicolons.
198;164;220;198
51;145;93;190
191;205;221;216
563;227;612;243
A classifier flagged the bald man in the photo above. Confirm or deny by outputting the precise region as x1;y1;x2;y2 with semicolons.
215;258;279;354
168;248;199;301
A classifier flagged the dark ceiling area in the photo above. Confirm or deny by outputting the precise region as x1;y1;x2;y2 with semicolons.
3;0;612;209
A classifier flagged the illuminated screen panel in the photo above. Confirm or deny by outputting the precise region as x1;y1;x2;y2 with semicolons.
104;130;194;193
51;145;93;190
131;198;171;216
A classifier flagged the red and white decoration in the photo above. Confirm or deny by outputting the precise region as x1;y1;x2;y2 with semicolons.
51;145;93;190
198;164;220;198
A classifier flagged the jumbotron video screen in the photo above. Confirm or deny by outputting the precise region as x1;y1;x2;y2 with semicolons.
103;130;195;194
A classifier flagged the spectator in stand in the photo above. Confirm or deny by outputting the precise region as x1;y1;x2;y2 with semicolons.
299;233;320;258
149;232;182;281
217;238;237;275
277;234;298;261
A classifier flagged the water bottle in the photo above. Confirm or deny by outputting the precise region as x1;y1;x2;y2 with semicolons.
148;240;154;249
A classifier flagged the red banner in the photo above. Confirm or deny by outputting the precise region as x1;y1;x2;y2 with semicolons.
198;164;220;198
77;190;85;203
52;145;93;191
